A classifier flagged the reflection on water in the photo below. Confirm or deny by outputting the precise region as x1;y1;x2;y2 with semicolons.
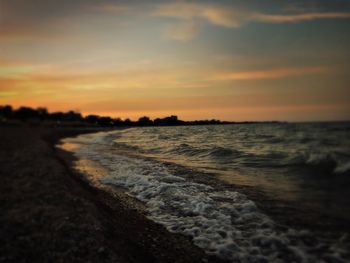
58;141;147;212
75;159;109;182
59;141;109;183
59;142;81;151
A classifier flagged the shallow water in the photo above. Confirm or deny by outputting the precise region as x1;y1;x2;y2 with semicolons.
60;122;350;262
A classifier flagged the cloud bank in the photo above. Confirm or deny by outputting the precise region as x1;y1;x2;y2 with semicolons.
154;2;350;40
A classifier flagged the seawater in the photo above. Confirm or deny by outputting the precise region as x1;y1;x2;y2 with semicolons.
61;122;350;262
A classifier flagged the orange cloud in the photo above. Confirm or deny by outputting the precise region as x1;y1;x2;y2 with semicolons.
214;66;331;81
255;12;350;23
1;58;348;121
0;59;208;104
153;3;246;27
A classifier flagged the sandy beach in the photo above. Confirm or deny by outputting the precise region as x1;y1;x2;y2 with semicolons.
0;127;224;263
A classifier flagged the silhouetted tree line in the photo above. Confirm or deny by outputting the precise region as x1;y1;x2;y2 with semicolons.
0;105;235;127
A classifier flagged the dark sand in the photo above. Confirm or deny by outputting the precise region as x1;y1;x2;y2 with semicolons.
0;127;224;263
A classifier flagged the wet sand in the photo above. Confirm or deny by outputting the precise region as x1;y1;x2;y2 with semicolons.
0;127;224;263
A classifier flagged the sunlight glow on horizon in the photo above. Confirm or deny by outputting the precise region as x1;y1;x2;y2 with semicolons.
1;0;349;121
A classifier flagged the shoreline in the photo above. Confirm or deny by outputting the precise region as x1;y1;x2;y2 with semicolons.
0;127;224;263
60;128;350;261
2;126;349;262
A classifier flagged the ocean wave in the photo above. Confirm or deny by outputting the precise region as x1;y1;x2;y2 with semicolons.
169;143;208;156
62;131;349;262
305;152;337;166
169;144;240;159
299;151;350;175
239;152;291;168
237;150;350;175
334;161;350;174
209;146;240;158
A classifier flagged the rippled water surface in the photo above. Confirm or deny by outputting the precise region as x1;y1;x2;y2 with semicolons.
61;122;350;262
116;122;350;214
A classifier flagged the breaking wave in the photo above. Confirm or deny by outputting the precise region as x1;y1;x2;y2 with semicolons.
61;128;350;262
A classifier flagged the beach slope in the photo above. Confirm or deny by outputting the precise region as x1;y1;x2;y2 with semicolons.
0;127;218;263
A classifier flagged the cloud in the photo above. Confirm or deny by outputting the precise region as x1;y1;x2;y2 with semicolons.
0;58;204;102
2;1;349;42
254;12;350;23
0;91;19;98
214;66;330;81
153;2;350;40
153;3;247;27
153;2;247;41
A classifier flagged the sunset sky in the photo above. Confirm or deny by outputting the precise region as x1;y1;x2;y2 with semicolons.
1;0;350;121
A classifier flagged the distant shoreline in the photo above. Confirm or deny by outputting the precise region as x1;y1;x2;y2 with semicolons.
1;104;288;128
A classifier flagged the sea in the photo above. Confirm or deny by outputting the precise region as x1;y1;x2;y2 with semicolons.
60;122;350;262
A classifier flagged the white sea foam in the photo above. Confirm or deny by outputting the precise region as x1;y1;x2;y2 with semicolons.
334;161;350;174
61;131;349;262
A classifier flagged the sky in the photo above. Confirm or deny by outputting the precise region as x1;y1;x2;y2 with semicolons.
0;0;350;121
